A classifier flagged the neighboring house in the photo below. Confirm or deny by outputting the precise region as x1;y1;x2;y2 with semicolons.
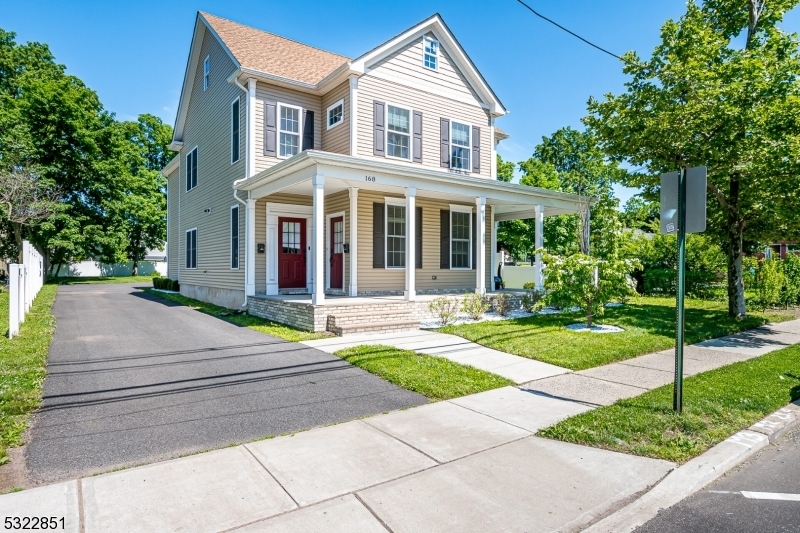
162;11;586;333
763;241;799;260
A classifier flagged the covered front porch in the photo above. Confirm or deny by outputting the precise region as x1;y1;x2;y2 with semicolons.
235;150;585;332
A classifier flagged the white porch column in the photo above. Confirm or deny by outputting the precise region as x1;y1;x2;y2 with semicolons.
405;187;416;301
490;211;497;290
534;204;544;289
349;187;358;296
476;197;486;295
245;198;256;296
312;174;325;305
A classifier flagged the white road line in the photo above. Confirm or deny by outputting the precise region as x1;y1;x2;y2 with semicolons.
741;491;800;501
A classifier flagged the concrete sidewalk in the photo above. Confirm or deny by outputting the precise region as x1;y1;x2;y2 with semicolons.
302;329;569;384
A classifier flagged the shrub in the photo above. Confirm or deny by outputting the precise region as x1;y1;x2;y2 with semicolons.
429;296;460;326
152;271;162;279
742;256;759;291
756;259;785;308
461;292;490;321
153;277;180;291
521;289;545;313
523;281;537;290
781;254;800;307
492;293;514;316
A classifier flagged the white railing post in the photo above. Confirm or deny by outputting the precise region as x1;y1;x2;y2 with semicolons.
8;265;21;338
8;241;44;338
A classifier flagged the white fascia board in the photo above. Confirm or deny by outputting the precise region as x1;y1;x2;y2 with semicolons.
161;154;180;176
350;14;507;115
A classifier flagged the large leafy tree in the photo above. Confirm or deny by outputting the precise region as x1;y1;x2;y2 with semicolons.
585;0;800;317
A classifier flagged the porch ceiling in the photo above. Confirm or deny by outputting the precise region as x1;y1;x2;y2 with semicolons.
237;150;590;217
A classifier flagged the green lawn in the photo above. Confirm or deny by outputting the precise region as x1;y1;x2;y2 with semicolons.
144;289;331;342
52;275;156;285
538;343;800;463
0;285;58;465
334;345;513;401
439;296;791;370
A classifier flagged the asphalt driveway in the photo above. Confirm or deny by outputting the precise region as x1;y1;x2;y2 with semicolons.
25;284;426;483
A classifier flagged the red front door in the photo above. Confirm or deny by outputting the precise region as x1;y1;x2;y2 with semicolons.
330;216;344;289
278;217;306;289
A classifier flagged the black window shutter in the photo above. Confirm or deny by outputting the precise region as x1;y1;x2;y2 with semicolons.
413;111;423;163
440;119;450;168
302;110;314;151
191;149;197;188
472;213;478;270
373;101;385;156
264;100;277;156
415;206;422;268
186;151;192;191
440;210;450;269
472;126;481;173
373;203;385;268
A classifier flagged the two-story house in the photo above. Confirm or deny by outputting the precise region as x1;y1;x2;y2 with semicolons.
162;12;586;333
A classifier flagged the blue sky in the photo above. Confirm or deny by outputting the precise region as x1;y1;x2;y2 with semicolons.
5;1;800;205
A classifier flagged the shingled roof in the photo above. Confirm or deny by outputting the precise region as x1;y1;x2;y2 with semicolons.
201;12;350;85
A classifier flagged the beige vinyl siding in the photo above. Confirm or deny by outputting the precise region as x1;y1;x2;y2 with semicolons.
355;191;491;293
369;32;481;102
324;190;350;291
254;193;313;293
178;28;247;293
355;75;492;178
321;81;350;155
166;167;180;279
253;82;323;174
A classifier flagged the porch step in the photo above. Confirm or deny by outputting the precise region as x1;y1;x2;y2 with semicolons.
326;309;419;336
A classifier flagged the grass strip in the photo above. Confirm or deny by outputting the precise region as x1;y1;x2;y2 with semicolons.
143;288;331;342
439;296;791;370
51;275;157;285
538;343;800;463
0;285;58;464
334;344;513;401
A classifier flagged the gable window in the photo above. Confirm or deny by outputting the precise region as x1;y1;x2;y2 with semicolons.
186;147;198;191
450;206;472;269
278;103;301;158
386;105;411;160
186;228;197;269
327;99;344;129
386;200;406;268
203;56;210;90
231;98;240;163
230;206;239;269
423;36;439;70
450;121;471;170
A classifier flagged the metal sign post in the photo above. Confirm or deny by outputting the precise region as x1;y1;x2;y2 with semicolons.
661;166;706;413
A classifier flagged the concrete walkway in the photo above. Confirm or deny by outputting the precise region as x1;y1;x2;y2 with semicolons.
302;329;569;384
4;319;799;533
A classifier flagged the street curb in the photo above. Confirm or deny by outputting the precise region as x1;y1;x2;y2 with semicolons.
582;401;800;533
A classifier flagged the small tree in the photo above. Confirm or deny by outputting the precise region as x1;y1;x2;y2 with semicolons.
541;251;639;328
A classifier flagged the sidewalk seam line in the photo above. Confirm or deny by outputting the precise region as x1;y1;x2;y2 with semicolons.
241;444;300;508
568;374;650;391
358;420;442;464
445;400;537;433
354;493;396;533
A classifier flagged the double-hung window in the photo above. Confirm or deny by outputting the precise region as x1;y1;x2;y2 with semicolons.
386;105;411;160
231;98;240;163
186;228;197;269
230;206;239;269
186;147;198;191
203;56;210;90
327;99;344;129
423;36;439;70
278;103;301;158
386;200;406;268
451;122;471;171
450;206;472;269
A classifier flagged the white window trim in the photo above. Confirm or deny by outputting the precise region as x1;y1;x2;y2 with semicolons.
385;197;407;270
203;56;210;91
186;146;198;192
230;205;240;270
230;97;240;164
450;120;473;172
423;36;439;71
325;210;346;289
185;227;198;270
384;103;413;162
449;204;473;270
277;102;303;159
326;98;345;130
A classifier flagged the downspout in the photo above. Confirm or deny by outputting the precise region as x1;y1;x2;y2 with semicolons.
231;72;251;308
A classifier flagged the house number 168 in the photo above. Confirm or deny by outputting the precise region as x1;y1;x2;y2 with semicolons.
365;175;376;182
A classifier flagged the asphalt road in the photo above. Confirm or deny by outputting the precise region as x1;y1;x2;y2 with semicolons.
24;284;426;483
636;427;800;533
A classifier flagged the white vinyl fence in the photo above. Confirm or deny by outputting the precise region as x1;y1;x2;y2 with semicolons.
8;241;44;339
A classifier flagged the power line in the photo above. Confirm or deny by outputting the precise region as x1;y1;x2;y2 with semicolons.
515;0;624;61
